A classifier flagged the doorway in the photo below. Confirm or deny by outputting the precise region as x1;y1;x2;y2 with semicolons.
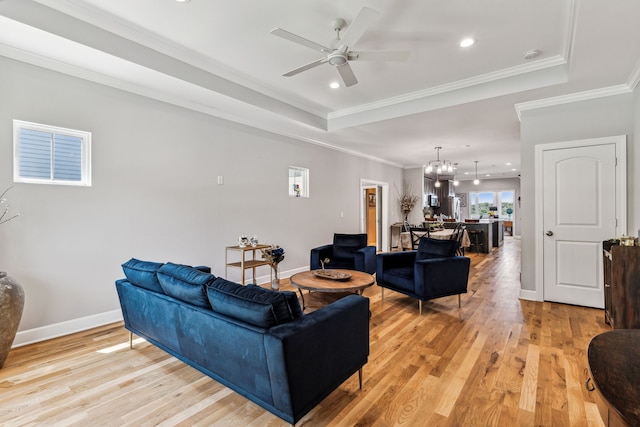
535;135;626;308
360;179;389;252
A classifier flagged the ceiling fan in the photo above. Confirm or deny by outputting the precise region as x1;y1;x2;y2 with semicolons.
270;7;410;87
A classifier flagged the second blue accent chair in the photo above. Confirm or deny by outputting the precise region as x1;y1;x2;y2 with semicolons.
376;237;470;314
310;233;376;274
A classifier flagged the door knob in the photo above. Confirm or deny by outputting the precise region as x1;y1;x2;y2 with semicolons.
546;230;554;236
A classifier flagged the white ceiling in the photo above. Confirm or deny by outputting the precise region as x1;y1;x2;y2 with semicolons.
1;0;640;179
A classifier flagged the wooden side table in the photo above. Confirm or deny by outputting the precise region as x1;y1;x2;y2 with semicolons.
225;244;271;285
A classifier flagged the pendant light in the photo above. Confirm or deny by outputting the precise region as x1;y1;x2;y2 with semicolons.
473;161;480;185
453;163;459;186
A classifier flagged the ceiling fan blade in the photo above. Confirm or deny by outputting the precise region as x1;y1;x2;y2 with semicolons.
270;28;332;53
340;7;380;48
349;50;410;62
337;63;358;87
283;58;328;77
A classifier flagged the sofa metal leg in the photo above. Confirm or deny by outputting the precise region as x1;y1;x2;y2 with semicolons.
358;368;363;390
129;331;133;349
419;300;422;315
458;294;461;308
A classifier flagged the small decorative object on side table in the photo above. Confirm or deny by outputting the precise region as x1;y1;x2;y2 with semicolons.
261;245;285;290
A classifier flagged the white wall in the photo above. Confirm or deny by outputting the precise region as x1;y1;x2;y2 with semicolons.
519;91;637;293
0;56;403;344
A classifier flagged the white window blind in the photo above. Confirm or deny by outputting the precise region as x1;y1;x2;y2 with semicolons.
13;120;91;186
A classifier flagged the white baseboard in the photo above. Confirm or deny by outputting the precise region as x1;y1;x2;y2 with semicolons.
12;267;311;348
519;289;539;301
254;266;309;286
13;309;123;348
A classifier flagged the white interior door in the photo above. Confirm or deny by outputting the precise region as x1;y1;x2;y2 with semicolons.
541;143;619;308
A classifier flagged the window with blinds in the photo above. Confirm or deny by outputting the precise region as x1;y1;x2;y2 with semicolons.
13;120;91;186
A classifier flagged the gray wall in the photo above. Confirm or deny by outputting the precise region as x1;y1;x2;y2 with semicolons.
403;167;426;225
0;56;403;341
519;91;638;293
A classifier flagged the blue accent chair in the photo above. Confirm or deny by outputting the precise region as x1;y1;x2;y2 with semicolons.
376;238;470;314
310;233;376;274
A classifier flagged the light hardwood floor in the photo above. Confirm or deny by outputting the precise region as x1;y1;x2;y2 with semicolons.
0;238;609;426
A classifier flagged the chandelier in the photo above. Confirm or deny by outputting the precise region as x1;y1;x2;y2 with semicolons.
425;147;453;174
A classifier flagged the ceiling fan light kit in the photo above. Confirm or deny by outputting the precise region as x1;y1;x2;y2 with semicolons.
270;7;410;87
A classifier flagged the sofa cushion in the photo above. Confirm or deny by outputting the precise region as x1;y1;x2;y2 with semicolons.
157;263;215;308
206;278;301;328
332;233;368;259
415;238;459;261
121;258;165;293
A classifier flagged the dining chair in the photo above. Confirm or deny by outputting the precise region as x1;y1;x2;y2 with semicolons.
456;225;466;255
409;227;430;250
449;223;461;241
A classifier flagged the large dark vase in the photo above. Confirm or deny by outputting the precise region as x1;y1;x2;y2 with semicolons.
0;272;24;368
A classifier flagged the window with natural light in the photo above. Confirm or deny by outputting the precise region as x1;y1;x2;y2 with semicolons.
288;166;309;198
470;190;514;219
13;120;91;186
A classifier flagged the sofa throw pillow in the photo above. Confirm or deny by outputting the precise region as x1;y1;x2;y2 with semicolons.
157;263;216;308
245;284;303;320
206;278;300;328
415;238;459;261
122;258;165;293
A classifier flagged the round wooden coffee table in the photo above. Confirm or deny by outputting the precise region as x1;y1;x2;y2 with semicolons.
289;269;375;311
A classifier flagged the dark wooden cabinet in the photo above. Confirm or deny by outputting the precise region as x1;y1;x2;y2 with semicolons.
602;244;640;329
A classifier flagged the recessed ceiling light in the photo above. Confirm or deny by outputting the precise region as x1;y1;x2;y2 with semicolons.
459;38;475;48
175;0;190;3
512;168;517;171
329;82;340;89
506;162;512;165
524;49;541;60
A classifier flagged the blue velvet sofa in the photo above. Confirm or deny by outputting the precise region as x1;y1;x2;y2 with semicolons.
115;259;369;425
310;233;376;274
376;238;470;315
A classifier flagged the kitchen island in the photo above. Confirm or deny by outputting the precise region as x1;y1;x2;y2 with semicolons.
463;219;504;253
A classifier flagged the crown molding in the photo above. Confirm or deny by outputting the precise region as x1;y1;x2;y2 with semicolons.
34;0;330;119
0;39;401;169
562;0;579;63
627;56;640;90
328;55;567;122
514;84;632;121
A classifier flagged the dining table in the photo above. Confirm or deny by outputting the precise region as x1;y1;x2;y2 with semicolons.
400;228;470;251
